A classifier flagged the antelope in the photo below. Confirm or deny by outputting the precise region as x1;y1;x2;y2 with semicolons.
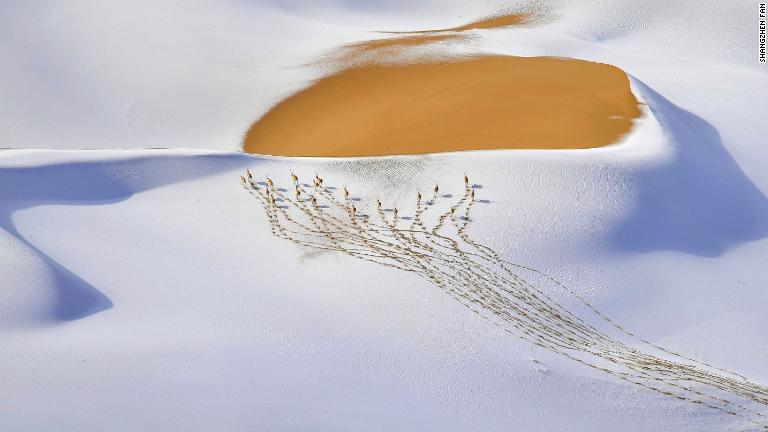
470;189;475;200
350;204;357;217
343;186;349;200
416;191;422;202
376;199;382;209
290;172;299;185
270;196;277;207
313;177;320;188
311;196;317;206
295;188;301;200
450;207;455;217
464;174;469;187
393;207;398;222
434;184;439;195
266;177;274;188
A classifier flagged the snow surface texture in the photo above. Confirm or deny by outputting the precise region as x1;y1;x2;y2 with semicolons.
2;1;768;431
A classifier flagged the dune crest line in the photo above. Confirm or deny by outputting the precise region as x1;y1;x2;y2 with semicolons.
241;172;768;428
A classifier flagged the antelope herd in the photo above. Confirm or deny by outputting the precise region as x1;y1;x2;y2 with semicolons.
240;170;474;223
239;169;768;429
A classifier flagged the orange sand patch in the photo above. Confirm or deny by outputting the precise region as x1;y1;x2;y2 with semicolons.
347;34;465;52
332;33;467;67
337;13;530;60
391;13;532;34
243;56;641;157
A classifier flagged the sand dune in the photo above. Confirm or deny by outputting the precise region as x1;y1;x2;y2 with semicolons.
243;11;589;158
243;56;641;157
5;2;766;431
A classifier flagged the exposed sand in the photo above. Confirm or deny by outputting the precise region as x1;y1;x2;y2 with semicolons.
243;56;641;157
347;34;465;52
394;13;532;34
334;13;531;64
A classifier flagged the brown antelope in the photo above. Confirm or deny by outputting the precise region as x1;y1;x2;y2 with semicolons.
376;199;382;209
350;204;357;217
295;188;301;200
450;207;455;217
290;172;299;185
270;196;277;207
464;174;469;187
266;177;274;188
343;187;349;200
416;191;422;202
313;177;320;188
318;176;323;187
311;196;317;206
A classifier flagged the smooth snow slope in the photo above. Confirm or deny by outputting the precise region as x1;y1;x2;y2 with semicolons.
2;0;768;431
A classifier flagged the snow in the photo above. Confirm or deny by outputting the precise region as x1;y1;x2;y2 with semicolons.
2;1;768;431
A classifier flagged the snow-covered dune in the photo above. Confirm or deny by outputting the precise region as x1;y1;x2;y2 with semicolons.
2;1;767;431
